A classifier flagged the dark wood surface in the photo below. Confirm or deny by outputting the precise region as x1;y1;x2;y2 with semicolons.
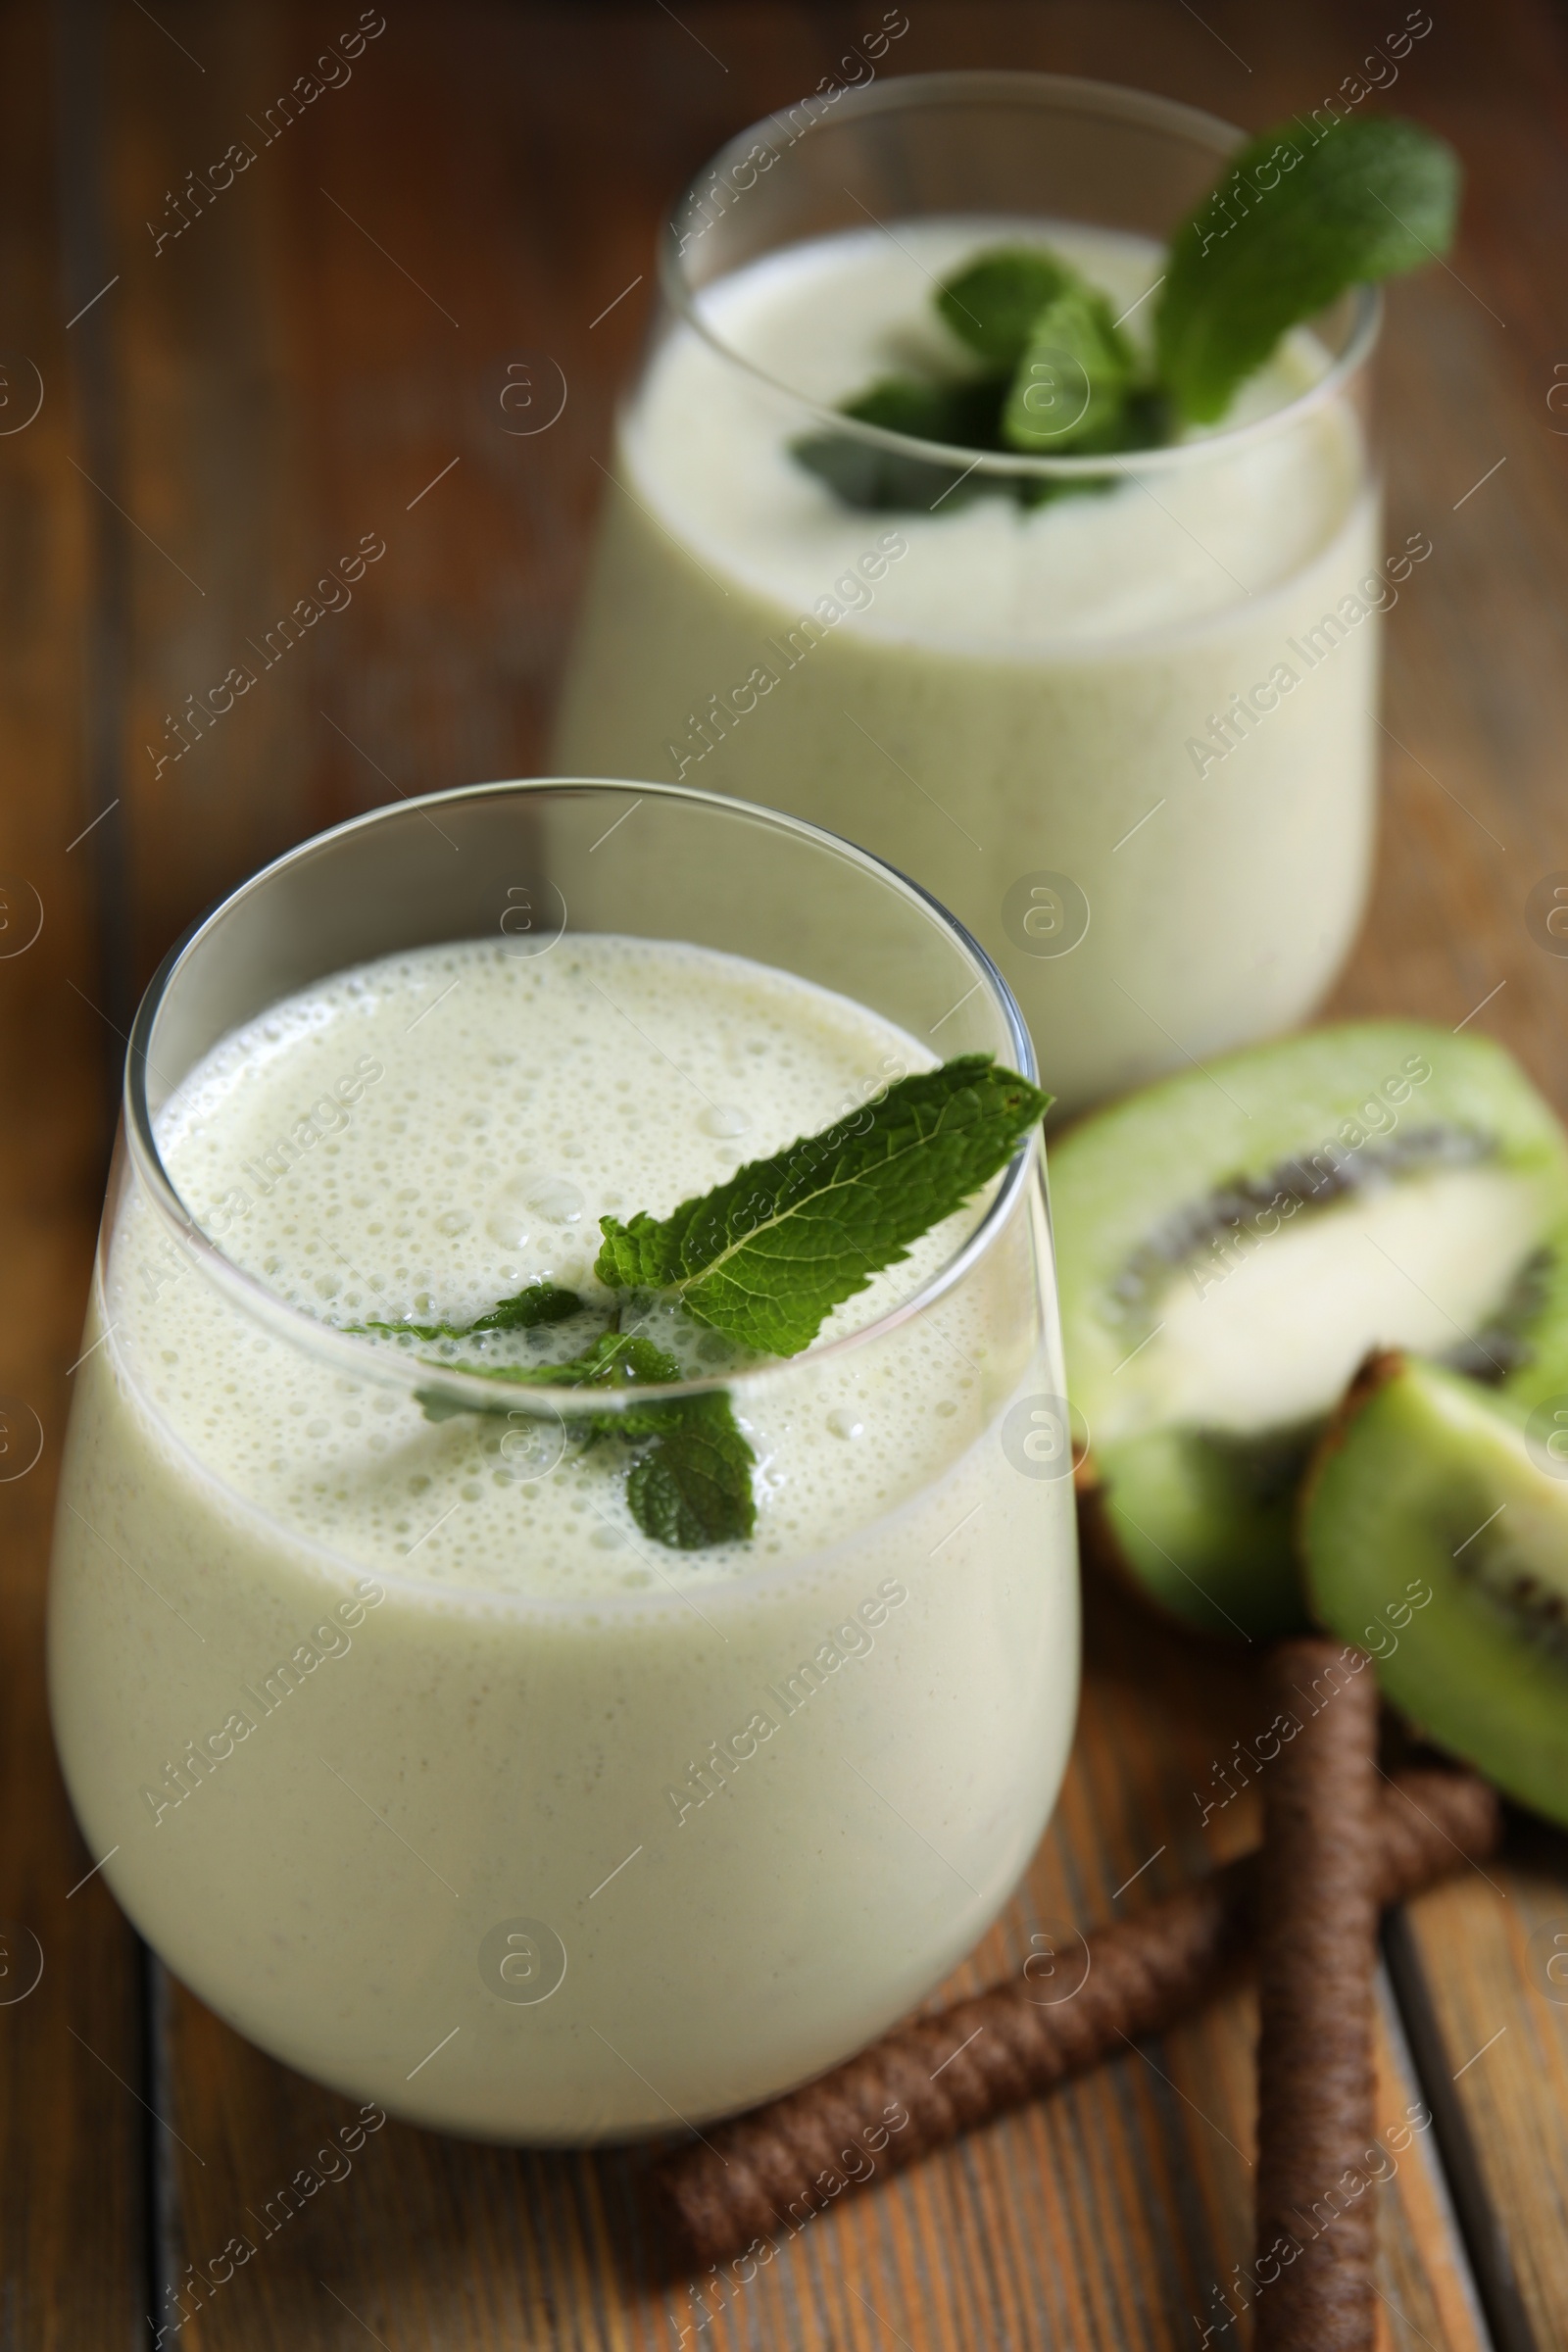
4;1;1567;2343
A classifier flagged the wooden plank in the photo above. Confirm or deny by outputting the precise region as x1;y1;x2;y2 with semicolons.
1399;1840;1568;2341
1309;7;1568;2344
0;3;147;2344
76;0;1566;2343
103;1;322;989
150;1578;1489;2352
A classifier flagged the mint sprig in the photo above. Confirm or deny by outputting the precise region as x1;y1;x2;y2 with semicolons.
1003;283;1138;456
624;1393;758;1550
793;240;1158;511
428;1328;680;1393
793;114;1457;512
937;245;1076;365
417;1329;759;1552
376;1054;1047;1549
356;1279;583;1343
1156;115;1460;421
793;375;1012;512
596;1054;1050;1355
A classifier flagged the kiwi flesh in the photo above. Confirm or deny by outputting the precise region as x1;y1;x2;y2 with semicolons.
1303;1352;1568;1826
1052;1021;1568;1640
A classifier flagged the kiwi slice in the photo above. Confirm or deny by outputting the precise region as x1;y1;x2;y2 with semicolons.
1053;1021;1568;1640
1303;1352;1568;1826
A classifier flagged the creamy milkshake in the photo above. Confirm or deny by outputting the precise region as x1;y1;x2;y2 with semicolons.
555;208;1382;1115
50;913;1075;2139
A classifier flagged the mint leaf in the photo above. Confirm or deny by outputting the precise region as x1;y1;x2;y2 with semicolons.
411;1324;759;1550
466;1284;583;1335
843;377;1008;443
1156;114;1460;422
412;1330;679;1419
596;1054;1050;1356
792;241;1173;512
937;246;1076;365
625;1392;757;1549
357;1280;581;1344
426;1328;679;1394
792;375;1009;513
384;1059;1045;1548
793;122;1462;514
1003;284;1136;455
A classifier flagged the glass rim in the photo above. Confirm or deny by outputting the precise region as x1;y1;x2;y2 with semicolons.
122;775;1043;1419
658;67;1383;482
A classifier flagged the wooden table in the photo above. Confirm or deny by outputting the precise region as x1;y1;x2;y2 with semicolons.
4;2;1567;2342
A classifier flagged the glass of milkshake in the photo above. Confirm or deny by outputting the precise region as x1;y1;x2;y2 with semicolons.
48;779;1077;2141
553;73;1385;1116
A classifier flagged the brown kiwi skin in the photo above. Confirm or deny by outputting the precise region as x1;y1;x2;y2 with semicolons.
1071;1446;1169;1622
1297;1348;1466;1761
1294;1348;1440;1743
1073;1465;1158;1616
1084;1352;1414;1651
1053;1020;1568;1643
1297;1348;1407;1531
1074;1429;1315;1643
1077;1355;1405;1650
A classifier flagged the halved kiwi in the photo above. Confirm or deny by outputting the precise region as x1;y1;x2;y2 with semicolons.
1053;1021;1568;1639
1303;1353;1568;1826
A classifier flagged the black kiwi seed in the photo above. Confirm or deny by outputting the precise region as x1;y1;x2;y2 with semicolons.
1304;1357;1568;1826
1053;1021;1568;1642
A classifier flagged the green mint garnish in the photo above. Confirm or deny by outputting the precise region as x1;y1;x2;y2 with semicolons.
416;1329;758;1551
793;375;1012;512
1002;282;1137;456
792;113;1457;511
1156;114;1461;422
427;1329;679;1392
355;1280;583;1343
595;1054;1050;1356
793;242;1152;512
937;246;1077;365
624;1393;758;1551
378;1054;1047;1550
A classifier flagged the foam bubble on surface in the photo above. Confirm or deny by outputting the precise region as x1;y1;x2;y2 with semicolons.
626;217;1356;645
110;935;1004;1604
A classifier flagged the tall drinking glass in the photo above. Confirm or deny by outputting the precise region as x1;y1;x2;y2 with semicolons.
553;73;1385;1116
48;779;1078;2142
